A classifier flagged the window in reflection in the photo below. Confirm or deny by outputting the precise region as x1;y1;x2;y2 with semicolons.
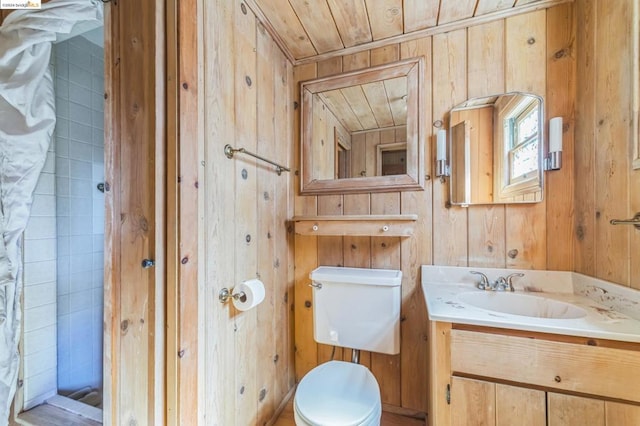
505;99;539;184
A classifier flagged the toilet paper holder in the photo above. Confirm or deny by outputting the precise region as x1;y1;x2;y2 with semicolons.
218;287;247;304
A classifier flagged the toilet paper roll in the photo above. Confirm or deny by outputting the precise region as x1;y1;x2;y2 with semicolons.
232;278;266;311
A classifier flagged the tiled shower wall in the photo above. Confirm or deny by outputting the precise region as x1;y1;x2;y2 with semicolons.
54;35;104;394
22;35;104;408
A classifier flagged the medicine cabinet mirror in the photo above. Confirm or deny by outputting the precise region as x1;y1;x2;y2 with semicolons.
449;92;544;205
300;57;426;195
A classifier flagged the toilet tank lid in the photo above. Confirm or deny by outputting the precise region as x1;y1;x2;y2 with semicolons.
310;266;402;287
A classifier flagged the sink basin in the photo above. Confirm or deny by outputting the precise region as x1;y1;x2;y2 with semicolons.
458;292;587;319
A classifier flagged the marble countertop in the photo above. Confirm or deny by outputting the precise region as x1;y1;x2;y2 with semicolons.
421;265;640;343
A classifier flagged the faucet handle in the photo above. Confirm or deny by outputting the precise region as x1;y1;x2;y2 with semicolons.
505;273;525;291
470;271;490;290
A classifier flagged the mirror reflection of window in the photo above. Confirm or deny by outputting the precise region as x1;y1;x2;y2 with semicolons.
506;100;539;184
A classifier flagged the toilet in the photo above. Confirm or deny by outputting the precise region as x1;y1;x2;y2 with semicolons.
294;266;402;426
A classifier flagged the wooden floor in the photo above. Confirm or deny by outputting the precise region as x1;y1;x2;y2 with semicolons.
273;399;426;426
16;404;101;426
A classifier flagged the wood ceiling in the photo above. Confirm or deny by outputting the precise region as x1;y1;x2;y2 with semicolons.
247;0;571;64
318;76;407;133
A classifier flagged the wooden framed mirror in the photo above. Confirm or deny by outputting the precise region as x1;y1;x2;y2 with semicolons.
300;57;426;194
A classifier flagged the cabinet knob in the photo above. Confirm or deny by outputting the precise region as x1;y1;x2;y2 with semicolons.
382;225;389;232
554;375;562;383
312;225;319;231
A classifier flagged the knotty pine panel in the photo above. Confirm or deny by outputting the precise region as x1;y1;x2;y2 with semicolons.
201;2;295;425
293;4;576;414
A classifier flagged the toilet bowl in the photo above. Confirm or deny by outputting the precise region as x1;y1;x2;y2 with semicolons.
293;360;381;426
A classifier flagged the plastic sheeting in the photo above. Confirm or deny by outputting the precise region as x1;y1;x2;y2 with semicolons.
0;1;102;423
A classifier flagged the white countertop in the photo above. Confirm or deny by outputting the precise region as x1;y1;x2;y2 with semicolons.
421;266;640;343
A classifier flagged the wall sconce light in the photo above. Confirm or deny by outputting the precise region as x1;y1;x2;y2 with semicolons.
435;129;449;181
545;117;563;171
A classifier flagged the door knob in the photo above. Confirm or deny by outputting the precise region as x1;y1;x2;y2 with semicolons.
141;259;155;269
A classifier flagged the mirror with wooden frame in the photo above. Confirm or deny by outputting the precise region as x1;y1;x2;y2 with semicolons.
300;57;426;194
449;92;544;205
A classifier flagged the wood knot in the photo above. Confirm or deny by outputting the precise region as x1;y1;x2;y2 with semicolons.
576;225;585;241
259;388;267;402
508;249;519;259
120;319;129;333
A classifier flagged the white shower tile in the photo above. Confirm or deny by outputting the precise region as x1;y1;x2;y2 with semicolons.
23;238;56;263
70;253;93;274
56;196;70;217
92;146;104;163
68;101;92;125
23;348;57;379
24;260;56;286
42;152;56;173
70;235;93;254
92;287;103;308
92;110;103;130
69;120;92;144
69;289;92;313
57;293;70;316
92;75;104;96
23;303;56;333
92;268;104;288
23;281;56;310
69;178;92;198
24;217;56;240
34;173;55;195
57;216;70;237
70;216;92;236
69;64;92;90
55;157;69;177
24;325;56;356
55;43;68;60
55;97;69;121
91;127;103;146
69;270;92;293
93;234;104;252
69;160;92;179
55;117;69;138
29;195;56;217
23;369;57;409
69;181;93;201
69;45;92;71
91;91;104;112
69;143;93;163
69;84;92;109
55;78;69;101
57;235;70;257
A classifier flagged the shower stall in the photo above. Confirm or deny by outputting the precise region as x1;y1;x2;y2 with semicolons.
20;26;105;419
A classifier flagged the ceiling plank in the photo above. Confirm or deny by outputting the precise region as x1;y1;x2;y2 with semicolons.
475;0;517;16
249;0;317;59
341;85;379;129
288;0;344;54
403;0;440;32
365;0;404;40
320;90;365;132
362;81;396;127
294;0;569;65
384;77;408;125
439;0;478;24
326;0;374;47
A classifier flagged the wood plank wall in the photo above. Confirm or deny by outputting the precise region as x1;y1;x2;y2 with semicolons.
574;0;640;289
199;2;295;425
293;4;576;414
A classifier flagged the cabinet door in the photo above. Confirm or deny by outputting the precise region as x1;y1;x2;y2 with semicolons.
451;377;545;426
606;401;640;425
548;393;605;425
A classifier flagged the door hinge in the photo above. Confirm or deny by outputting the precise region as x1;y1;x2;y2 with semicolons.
446;383;451;405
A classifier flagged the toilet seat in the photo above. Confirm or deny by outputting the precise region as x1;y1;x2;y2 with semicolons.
293;360;381;426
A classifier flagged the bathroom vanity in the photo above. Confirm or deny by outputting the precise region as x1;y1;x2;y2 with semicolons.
421;266;640;426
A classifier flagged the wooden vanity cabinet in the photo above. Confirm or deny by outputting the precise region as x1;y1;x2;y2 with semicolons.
429;322;640;426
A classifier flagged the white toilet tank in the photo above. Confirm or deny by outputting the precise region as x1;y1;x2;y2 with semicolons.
310;266;402;355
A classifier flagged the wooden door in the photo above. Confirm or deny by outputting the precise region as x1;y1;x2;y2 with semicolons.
451;377;545;426
104;0;166;424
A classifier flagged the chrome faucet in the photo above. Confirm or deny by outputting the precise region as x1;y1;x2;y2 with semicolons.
470;271;524;292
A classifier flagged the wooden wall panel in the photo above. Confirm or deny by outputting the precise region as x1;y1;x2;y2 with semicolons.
293;4;576;415
574;0;639;289
200;2;295;425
